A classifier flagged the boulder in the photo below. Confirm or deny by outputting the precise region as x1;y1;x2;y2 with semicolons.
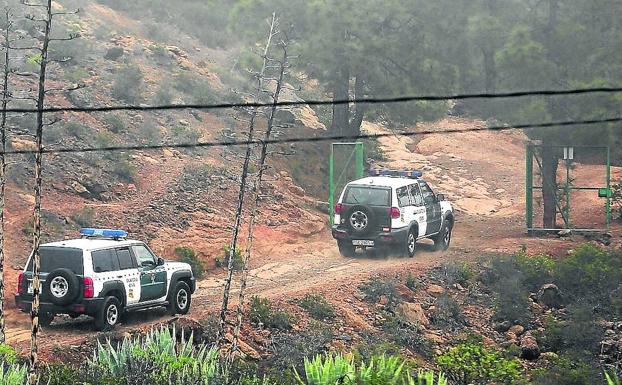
494;320;512;333
508;324;525;336
537;284;563;308
395;283;415;301
520;332;540;360
396;302;429;328
426;284;445;297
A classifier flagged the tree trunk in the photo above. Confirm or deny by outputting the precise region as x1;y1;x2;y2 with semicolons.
348;74;365;137
330;65;350;136
482;47;496;93
541;143;559;229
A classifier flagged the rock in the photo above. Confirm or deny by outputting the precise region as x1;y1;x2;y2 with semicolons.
288;185;305;197
539;351;559;362
396;302;429;328
424;331;445;344
558;229;572;237
426;284;445;297
505;331;518;342
494;320;512;333
179;119;190;126
537;283;563;308
508;324;525;336
520;332;540;360
71;181;89;195
395;283;415;301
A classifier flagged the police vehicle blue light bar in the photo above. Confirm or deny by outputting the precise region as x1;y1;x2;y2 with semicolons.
369;168;422;179
80;228;128;238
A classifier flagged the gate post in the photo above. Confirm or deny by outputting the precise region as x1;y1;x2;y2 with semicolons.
526;144;533;235
329;144;335;226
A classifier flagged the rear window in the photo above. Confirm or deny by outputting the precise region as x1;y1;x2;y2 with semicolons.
343;186;390;206
27;247;83;275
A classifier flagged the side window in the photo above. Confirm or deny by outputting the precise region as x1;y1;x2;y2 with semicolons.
419;181;436;204
409;184;424;206
132;244;156;267
396;187;411;207
116;248;135;270
92;249;119;273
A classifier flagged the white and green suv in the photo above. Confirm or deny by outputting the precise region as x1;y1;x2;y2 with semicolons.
15;228;196;331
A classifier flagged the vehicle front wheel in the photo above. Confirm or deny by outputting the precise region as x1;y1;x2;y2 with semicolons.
404;229;417;258
168;281;192;315
433;222;452;251
95;296;121;331
337;241;356;258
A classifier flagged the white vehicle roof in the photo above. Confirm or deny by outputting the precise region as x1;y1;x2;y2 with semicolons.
347;176;417;189
42;238;143;251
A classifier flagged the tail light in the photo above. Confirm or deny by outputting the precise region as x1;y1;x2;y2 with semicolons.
335;203;344;215
389;207;401;219
17;273;24;295
83;277;94;298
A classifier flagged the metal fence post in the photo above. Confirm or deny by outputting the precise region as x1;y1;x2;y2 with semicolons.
526;144;533;234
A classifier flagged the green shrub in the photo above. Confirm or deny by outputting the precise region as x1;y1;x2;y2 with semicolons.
436;337;521;385
112;64;143;103
41;362;83;385
148;43;168;57
607;372;621;385
294;354;355;385
137;121;162;144
483;254;532;325
103;114;126;133
72;207;95;227
359;277;400;308
381;314;431;357
407;371;448;385
529;353;599;385
104;46;124;61
174;246;205;279
0;362;27;385
299;294;336;320
515;252;556;291
64;66;90;83
171;126;202;144
0;343;18;364
405;273;417;291
153;85;174;105
539;303;604;354
64;121;88;138
441;262;474;286
215;246;244;271
431;293;464;329
112;158;136;182
249;296;292;330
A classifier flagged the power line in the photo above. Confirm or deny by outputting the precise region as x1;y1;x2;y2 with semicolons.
3;86;622;114
4;116;621;156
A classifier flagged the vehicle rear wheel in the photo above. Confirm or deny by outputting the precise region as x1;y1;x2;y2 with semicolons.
404;229;417;258
433;222;452;251
39;312;54;327
44;268;80;306
337;241;356;258
168;281;191;315
95;296;121;331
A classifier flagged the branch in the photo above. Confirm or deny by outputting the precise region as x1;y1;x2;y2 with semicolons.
51;8;79;17
49;33;80;41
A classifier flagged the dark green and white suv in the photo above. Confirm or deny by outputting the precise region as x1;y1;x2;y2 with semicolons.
15;229;196;330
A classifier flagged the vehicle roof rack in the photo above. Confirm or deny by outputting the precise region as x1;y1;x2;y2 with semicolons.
79;228;128;240
369;168;422;179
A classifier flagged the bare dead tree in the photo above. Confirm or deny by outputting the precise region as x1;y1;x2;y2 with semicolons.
0;7;13;344
217;13;278;347
230;31;291;358
23;0;80;382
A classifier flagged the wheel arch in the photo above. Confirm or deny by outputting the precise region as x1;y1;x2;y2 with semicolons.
100;281;127;307
443;211;454;228
168;271;194;299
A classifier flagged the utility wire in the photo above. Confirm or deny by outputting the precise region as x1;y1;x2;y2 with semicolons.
2;86;622;114
4;116;621;156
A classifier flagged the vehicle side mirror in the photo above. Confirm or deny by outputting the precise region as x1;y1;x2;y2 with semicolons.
436;194;445;202
157;257;165;266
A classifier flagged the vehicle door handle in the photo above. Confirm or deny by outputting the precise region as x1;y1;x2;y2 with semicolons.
116;276;123;279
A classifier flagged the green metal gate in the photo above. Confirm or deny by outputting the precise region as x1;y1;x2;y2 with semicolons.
526;144;611;233
329;142;364;226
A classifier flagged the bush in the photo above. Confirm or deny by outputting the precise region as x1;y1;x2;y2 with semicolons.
431;293;464;329
137;121;162;144
515;252;556;291
41;362;83;385
0;362;27;385
530;353;600;385
64;66;90;83
103;114;126;133
215;246;244;271
539;303;604;354
104;46;124;61
268;324;333;374
248;296;292;330
436;337;521;385
112;64;143;103
171;126;202;144
64;121;88;138
0;343;18;364
299;294;336;320
148;43;168;57
112;158;136;182
382;314;431;357
360;277;400;308
153;85;174;105
174;246;205;279
405;273;417;291
71;207;95;227
441;262;474;286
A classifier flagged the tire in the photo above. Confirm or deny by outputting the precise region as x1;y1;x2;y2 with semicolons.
39;312;54;327
95;296;121;331
344;205;376;236
404;228;417;258
433;221;452;251
338;241;356;258
44;268;80;306
167;281;191;315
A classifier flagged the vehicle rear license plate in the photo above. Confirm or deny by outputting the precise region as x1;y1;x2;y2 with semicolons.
352;240;374;246
27;283;33;294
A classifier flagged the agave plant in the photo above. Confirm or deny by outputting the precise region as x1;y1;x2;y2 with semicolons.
606;371;621;385
402;370;448;385
88;326;220;384
294;354;355;385
355;354;406;385
0;363;27;385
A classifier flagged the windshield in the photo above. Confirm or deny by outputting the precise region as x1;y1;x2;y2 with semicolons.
26;247;84;275
343;186;391;206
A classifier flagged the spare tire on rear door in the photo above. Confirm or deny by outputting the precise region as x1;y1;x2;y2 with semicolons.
344;205;376;236
43;268;80;306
